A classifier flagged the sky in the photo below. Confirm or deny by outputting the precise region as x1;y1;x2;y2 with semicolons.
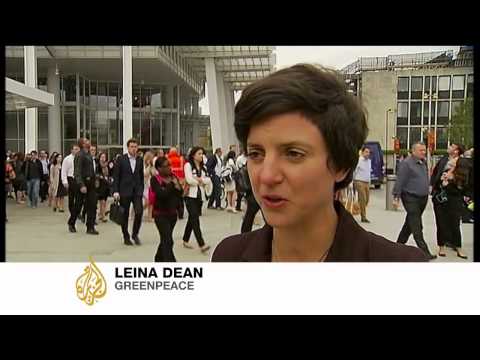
199;46;461;115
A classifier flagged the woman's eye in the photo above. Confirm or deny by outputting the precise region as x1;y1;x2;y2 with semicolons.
247;151;263;160
286;150;305;159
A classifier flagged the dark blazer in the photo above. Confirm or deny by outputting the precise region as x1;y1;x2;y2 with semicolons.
23;159;43;181
430;155;449;195
206;154;218;176
112;153;144;198
212;201;428;262
74;149;96;188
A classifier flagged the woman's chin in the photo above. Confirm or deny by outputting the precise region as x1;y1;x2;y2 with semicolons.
262;211;294;228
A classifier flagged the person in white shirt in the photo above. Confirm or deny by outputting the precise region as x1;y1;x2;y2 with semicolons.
353;146;372;223
206;148;223;209
182;146;212;253
223;150;238;212
61;145;80;219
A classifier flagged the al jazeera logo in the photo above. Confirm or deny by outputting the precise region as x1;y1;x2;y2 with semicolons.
76;257;107;306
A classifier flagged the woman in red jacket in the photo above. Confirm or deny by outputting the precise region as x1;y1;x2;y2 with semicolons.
168;147;186;219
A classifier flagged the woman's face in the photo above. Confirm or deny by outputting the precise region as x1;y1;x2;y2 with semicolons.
100;154;107;162
247;112;347;229
158;160;171;177
194;150;203;163
57;155;62;163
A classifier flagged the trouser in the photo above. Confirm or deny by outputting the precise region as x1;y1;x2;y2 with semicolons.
120;195;143;240
208;174;222;208
67;177;77;216
68;180;97;229
40;174;49;201
183;197;205;247
26;179;40;207
433;195;463;248
236;191;245;211
353;180;370;220
177;197;185;219
241;192;261;233
154;214;178;262
397;193;432;255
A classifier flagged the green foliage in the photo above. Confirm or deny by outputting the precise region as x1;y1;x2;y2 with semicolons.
449;97;473;148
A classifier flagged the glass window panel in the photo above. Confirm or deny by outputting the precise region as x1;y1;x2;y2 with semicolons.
108;82;118;110
436;127;448;150
410;102;422;125
152;112;161;145
437;101;449;125
397;102;408;125
19;111;24;139
396;127;408;150
6;140;19;153
133;111;141;141
79;77;84;104
467;74;473;97
141;112;151;145
432;76;437;93
438;76;450;91
133;86;141;108
451;101;464;116
63;106;77;139
109;109;119;145
151;87;162;109
424;76;431;93
409;127;421;148
38;108;48;139
452;75;465;90
423;102;430;126
64;75;77;102
98;82;106;96
411;77;423;92
6;112;18;139
38;140;49;153
398;77;409;92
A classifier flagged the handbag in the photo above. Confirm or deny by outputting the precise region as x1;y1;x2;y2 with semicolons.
109;200;125;226
434;189;448;204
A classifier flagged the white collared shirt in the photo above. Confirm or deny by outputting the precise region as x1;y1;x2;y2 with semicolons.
214;154;222;177
40;159;49;175
61;153;75;186
128;153;136;173
236;154;247;169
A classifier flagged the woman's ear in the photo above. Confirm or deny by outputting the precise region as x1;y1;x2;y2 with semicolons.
334;168;349;183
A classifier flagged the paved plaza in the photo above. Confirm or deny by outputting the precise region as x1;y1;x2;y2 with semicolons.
6;186;473;262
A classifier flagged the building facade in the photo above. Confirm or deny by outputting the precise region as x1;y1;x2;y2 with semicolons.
6;46;276;157
341;47;474;161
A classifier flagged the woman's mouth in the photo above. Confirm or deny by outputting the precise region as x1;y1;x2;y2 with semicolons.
261;195;288;209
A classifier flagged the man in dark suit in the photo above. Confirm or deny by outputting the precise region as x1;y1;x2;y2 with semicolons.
206;147;223;209
69;138;99;235
113;138;144;246
80;144;99;224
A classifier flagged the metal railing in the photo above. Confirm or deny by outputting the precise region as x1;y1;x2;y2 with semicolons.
340;50;455;74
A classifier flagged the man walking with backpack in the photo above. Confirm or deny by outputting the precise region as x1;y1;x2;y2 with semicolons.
206;148;223;210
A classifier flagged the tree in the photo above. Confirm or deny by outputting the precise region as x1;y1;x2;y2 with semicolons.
448;97;473;148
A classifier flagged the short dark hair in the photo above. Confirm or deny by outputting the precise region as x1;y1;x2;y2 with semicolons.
154;156;169;170
127;138;138;147
215;147;222;154
453;143;465;156
226;151;236;161
31;150;38;155
361;146;370;153
234;64;368;191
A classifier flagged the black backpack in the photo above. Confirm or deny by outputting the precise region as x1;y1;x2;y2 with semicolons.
234;166;251;193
